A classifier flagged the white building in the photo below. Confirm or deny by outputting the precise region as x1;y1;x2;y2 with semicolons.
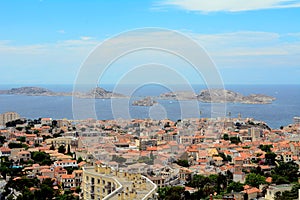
54;159;78;168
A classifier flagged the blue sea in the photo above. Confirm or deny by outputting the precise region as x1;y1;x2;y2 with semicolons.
0;84;299;129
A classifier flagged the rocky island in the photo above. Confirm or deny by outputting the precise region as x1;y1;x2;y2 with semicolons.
0;87;67;96
75;87;126;99
0;87;275;104
159;89;276;104
159;91;198;100
132;97;157;106
0;86;126;99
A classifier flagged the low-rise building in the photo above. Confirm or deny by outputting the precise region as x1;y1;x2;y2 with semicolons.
54;160;78;168
45;136;78;148
265;184;293;200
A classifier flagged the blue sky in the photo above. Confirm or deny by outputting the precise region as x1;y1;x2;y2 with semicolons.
1;0;300;85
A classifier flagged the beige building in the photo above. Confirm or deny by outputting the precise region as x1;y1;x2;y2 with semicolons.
82;164;157;200
60;170;83;190
17;150;31;162
265;184;293;200
0;111;20;126
45;136;78;148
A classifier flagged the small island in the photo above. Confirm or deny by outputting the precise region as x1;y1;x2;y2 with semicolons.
159;91;198;100
159;89;276;104
0;86;126;99
132;97;157;106
0;87;276;104
198;89;276;104
75;87;126;99
0;87;63;96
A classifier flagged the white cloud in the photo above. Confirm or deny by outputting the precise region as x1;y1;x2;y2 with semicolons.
80;36;94;41
160;0;300;12
57;30;65;34
192;31;285;56
170;31;300;69
0;30;299;84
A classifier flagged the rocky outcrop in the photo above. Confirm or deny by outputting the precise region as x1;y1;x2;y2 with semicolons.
197;89;275;104
77;87;126;99
0;87;276;104
159;91;198;100
0;86;126;99
0;87;58;96
159;89;276;104
132;97;157;106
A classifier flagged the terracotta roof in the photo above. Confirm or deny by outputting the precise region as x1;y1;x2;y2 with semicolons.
61;174;75;179
266;177;272;183
244;187;260;194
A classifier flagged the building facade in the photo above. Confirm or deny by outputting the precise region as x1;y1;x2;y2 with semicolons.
0;112;20;126
82;164;157;200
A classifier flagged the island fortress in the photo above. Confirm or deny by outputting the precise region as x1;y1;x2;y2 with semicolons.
82;163;157;200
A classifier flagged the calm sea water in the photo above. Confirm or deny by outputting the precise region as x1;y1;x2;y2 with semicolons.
0;84;299;129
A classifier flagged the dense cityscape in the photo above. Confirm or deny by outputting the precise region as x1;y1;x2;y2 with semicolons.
0;111;300;199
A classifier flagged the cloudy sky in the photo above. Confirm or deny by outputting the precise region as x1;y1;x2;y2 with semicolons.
1;0;300;85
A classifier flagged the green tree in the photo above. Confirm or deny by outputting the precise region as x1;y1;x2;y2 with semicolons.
77;156;83;163
58;145;66;154
265;152;277;165
259;144;273;152
50;142;55;150
187;174;208;188
138;156;154;165
227;181;244;193
8;142;23;149
245;173;266;188
223;134;229;140
227;155;232;162
158;186;185;200
272;161;299;183
15;127;23;131
272;174;289;185
0;135;6;144
17;136;26;143
64;166;79;174
31;151;52;165
112;155;126;163
229;136;241;144
175;159;190;167
57;193;79;200
67;144;71;155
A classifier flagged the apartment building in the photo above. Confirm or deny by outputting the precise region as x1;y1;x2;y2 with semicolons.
0;111;20;126
82;164;157;200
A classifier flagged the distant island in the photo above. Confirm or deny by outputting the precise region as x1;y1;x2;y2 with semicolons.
0;86;126;99
0;87;276;104
132;97;157;106
75;87;126;99
159;89;276;104
0;87;67;96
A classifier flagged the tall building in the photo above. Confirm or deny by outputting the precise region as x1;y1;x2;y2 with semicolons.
0;111;20;126
82;164;157;200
